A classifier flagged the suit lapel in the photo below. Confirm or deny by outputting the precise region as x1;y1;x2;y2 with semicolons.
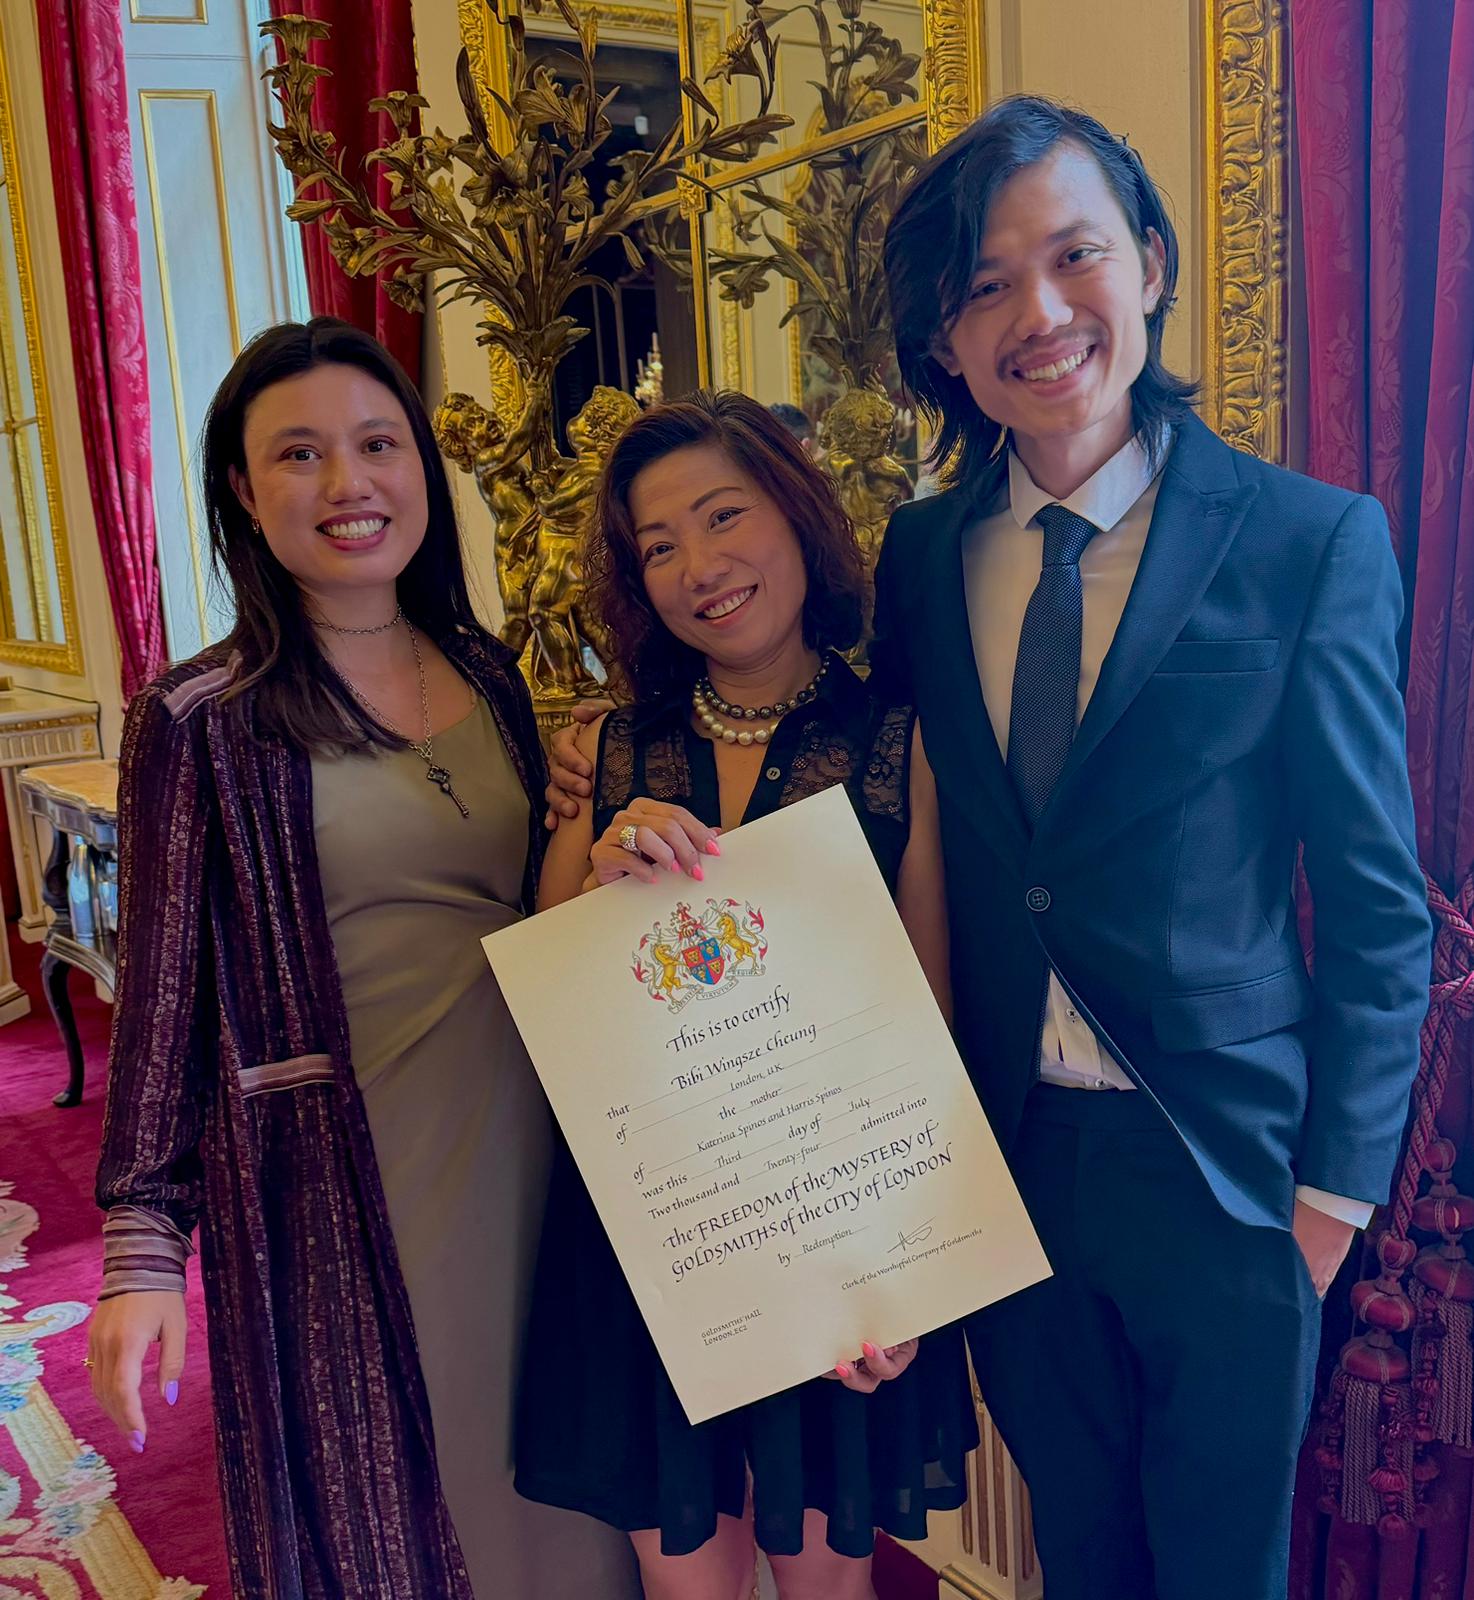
926;490;1031;861
1047;416;1259;813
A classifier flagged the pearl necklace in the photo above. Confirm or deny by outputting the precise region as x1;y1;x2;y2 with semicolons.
692;656;829;746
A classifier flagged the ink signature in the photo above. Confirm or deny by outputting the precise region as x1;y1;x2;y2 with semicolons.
887;1220;935;1255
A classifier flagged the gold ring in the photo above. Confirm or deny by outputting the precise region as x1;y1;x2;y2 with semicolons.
82;1355;94;1368
618;823;641;854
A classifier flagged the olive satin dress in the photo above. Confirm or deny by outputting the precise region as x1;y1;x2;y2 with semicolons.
312;696;642;1599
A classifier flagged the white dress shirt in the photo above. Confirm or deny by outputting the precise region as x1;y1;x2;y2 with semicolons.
961;434;1373;1230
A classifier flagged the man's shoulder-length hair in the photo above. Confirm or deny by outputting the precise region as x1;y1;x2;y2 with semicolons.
883;94;1198;491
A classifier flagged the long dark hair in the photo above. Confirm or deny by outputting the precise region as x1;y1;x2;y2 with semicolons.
884;95;1198;492
202;317;480;751
586;390;866;700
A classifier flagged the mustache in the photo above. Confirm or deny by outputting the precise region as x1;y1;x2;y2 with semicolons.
1000;336;1102;376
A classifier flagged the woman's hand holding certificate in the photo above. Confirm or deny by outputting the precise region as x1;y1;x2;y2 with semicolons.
486;783;1049;1425
592;798;721;885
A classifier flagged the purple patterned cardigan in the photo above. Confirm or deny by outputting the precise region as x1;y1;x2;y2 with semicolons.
95;627;546;1600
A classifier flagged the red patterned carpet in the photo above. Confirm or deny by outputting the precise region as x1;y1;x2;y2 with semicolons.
0;928;230;1597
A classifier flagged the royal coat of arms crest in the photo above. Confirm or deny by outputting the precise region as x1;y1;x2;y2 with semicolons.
631;898;767;1011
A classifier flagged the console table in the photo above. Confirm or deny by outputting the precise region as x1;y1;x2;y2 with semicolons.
0;687;101;1027
1;687;102;934
18;760;117;1108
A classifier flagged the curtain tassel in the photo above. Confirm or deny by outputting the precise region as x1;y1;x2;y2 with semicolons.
1327;1231;1419;1530
1337;1333;1414;1534
1408;1138;1474;1458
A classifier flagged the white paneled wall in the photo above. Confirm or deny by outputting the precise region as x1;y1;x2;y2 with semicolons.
122;0;307;663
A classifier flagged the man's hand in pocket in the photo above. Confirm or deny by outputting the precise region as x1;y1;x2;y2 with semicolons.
1292;1198;1356;1300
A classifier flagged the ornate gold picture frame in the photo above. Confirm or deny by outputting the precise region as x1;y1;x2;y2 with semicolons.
0;19;83;675
1202;0;1288;463
458;0;986;394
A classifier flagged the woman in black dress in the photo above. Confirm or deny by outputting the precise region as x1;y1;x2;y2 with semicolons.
519;391;976;1599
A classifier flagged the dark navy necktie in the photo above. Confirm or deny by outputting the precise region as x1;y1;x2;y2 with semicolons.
1006;503;1101;824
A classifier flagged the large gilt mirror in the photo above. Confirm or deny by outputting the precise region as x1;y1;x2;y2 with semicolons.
0;24;81;676
457;0;983;436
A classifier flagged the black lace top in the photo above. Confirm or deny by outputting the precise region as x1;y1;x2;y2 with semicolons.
593;653;916;895
518;654;978;1558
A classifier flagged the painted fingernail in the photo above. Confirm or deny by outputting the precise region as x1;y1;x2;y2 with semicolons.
165;1381;179;1407
692;864;705;881
835;1362;851;1378
130;1431;145;1454
862;1342;877;1359
705;839;722;856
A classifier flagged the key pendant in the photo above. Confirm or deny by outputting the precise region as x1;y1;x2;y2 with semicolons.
426;763;470;818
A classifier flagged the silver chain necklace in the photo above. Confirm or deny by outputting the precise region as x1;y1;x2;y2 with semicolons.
333;619;470;817
317;604;404;636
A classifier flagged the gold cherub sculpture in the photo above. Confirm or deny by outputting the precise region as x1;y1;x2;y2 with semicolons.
527;385;642;701
821;387;914;578
433;379;546;659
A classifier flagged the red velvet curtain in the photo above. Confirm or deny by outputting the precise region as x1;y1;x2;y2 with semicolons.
1289;3;1474;1596
267;0;422;384
35;0;164;699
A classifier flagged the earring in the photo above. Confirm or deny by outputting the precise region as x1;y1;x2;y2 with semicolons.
250;518;262;535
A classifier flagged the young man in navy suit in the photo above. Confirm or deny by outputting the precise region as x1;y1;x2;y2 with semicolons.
544;94;1431;1600
871;96;1431;1598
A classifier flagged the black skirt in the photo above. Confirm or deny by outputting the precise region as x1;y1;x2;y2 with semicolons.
515;1141;979;1558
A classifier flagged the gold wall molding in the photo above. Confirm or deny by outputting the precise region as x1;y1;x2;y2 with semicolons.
923;0;985;152
129;0;209;22
457;0;511;127
784;107;822;406
451;2;525;417
1202;0;1288;462
939;1570;998;1600
0;23;83;676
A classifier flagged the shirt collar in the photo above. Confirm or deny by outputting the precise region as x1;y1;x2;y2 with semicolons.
1006;427;1165;533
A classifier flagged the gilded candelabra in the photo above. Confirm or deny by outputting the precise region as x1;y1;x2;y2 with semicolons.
262;3;789;721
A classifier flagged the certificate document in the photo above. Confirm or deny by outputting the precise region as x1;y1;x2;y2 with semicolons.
484;783;1049;1424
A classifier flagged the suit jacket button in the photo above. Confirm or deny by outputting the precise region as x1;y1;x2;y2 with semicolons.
1026;886;1051;912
